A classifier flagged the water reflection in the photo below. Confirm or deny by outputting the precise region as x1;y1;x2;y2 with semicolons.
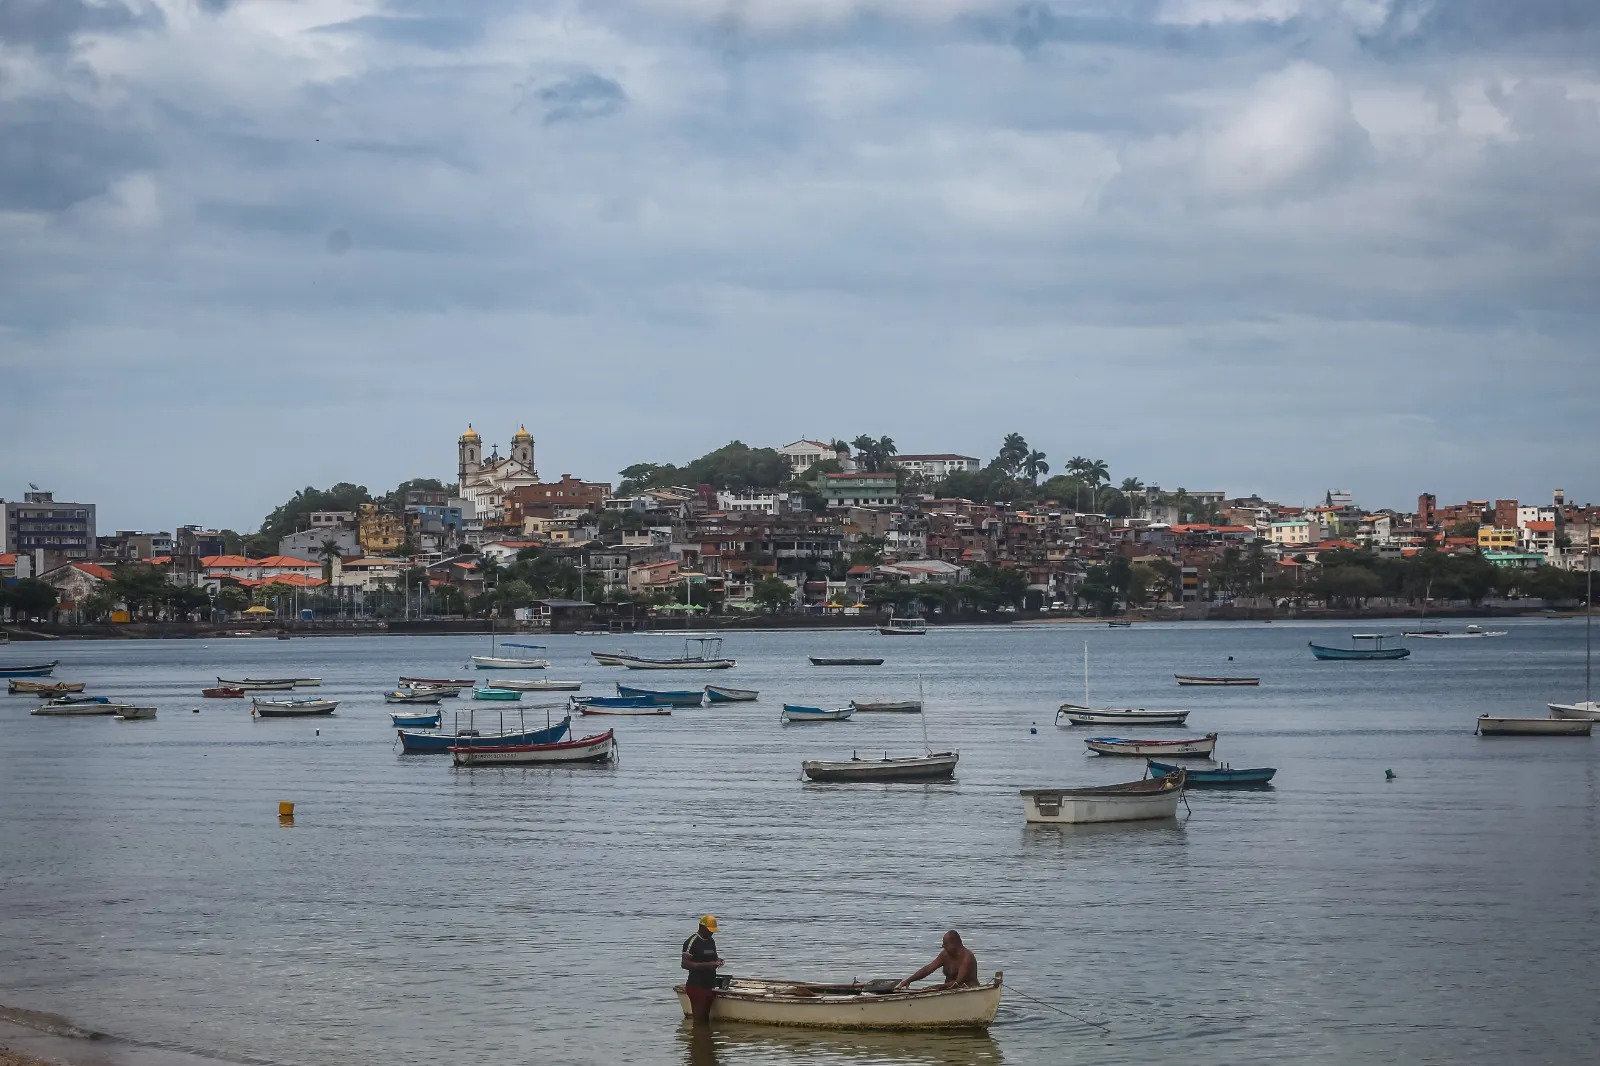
677;1022;1004;1066
1020;821;1191;847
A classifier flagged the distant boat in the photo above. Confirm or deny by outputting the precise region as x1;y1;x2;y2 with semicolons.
401;683;459;698
32;700;124;717
216;677;297;691
201;686;245;699
386;689;445;705
616;684;703;707
112;706;158;721
577;703;672;716
1476;715;1592;737
398;716;571;754
9;679;85;695
573;695;657;709
390;709;442;729
614;637;736;670
252;697;338;717
1106;620;1133;628
1405;625;1506;639
1308;640;1410;661
1174;675;1259;687
472;687;522;701
1147;759;1275;786
704;685;759;703
471;656;550;670
802;750;957;782
1548;701;1600;720
850;699;923;714
398;676;474;688
1020;773;1186;824
879;617;927;636
590;651;629;666
488;678;582;692
809;656;884;667
782;704;856;723
1085;734;1218;758
675;973;1004;1030
450;729;616;766
1056;706;1190;727
0;661;59;678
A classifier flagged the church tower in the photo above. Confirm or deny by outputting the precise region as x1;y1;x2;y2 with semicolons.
510;424;535;474
458;424;482;481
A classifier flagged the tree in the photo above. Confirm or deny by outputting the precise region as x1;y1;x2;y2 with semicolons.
167;585;213;619
849;435;898;473
257;483;372;542
3;578;58;620
1120;477;1145;495
1447;519;1480;540
216;586;250;616
851;535;888;566
317;539;343;585
997;434;1029;475
109;566;173;619
618;442;791;494
751;576;794;612
1022;450;1049;486
495;579;535;613
80;588;119;621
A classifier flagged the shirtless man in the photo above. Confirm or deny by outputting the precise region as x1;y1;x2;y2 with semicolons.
896;930;978;991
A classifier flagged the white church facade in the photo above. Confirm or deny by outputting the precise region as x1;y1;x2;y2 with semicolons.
457;424;539;525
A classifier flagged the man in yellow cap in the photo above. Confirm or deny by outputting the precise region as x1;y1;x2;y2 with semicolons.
681;915;724;1024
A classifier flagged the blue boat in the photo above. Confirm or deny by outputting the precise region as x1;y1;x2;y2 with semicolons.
781;703;855;722
574;695;656;709
0;660;60;678
1308;640;1410;661
705;685;759;703
1147;759;1276;787
398;716;571;753
616;684;703;707
45;695;110;706
390;710;442;728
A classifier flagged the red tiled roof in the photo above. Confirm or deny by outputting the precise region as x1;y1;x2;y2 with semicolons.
201;555;254;567
0;553;15;567
1525;521;1556;532
75;562;115;581
847;565;871;575
251;555;318;568
826;472;896;480
237;573;326;588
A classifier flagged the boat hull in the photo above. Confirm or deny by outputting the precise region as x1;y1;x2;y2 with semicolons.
1174;676;1259;687
471;657;550;670
1021;775;1185;824
31;704;123;716
616;685;703;707
0;662;60;678
803;752;958;782
386;691;446;705
1147;759;1275;786
782;705;855;723
9;680;83;694
1308;643;1410;661
398;677;473;688
113;707;158;721
253;702;338;717
487;679;582;692
675;976;1003;1030
850;700;922;713
450;731;615;766
1057;706;1189;727
217;678;294;691
617;657;736;670
1476;716;1592;736
390;711;442;728
1548;702;1600;720
472;689;522;701
705;686;759;703
1085;734;1218;757
809;657;884;667
579;705;671;716
398;717;571;753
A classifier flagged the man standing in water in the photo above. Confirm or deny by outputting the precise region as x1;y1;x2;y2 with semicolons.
681;915;724;1024
896;930;978;991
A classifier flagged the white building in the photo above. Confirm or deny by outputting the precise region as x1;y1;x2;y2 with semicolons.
779;439;845;473
1517;505;1557;529
888;454;981;481
1269;519;1327;546
456;424;539;523
715;490;800;515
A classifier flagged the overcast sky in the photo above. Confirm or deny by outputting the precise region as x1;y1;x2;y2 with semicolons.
2;0;1597;533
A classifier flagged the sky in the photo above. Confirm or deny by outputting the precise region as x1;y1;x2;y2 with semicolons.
2;0;1598;533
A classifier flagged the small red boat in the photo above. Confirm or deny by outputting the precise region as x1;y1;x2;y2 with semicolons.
202;686;245;698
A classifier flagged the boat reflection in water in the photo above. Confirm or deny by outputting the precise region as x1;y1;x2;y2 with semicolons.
677;1021;1003;1066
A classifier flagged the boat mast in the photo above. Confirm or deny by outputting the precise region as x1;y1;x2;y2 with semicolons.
1587;551;1593;705
1083;641;1090;706
919;677;930;754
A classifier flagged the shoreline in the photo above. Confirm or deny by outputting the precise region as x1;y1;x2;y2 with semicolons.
0;1007;245;1066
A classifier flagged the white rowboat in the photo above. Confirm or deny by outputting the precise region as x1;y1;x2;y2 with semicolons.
1084;734;1217;757
1057;705;1190;727
471;656;550;670
113;706;158;720
449;730;616;765
1476;715;1592;736
1548;701;1600;720
488;678;583;691
782;705;855;723
802;751;958;782
1021;773;1186;824
675;974;1003;1030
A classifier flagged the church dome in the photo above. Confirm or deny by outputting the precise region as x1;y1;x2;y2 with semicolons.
460;424;481;441
511;424;531;442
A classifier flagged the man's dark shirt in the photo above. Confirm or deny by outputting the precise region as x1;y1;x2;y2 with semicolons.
683;932;718;988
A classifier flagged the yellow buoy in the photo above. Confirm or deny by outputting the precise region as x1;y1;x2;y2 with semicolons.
278;801;295;818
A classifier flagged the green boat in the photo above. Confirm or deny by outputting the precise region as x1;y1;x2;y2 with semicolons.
472;687;523;701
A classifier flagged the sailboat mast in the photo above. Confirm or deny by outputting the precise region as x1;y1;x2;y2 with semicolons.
1083;641;1090;706
1586;552;1593;705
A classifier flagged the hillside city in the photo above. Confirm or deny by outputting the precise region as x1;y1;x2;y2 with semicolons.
3;427;1596;627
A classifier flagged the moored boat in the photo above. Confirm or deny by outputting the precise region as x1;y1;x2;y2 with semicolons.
1405;624;1506;639
802;750;958;782
398;676;473;688
487;678;582;692
573;694;656;709
0;661;60;678
402;683;459;698
1174;675;1259;687
1308;641;1410;661
1106;620;1133;627
577;703;672;716
390;709;442;728
1548;701;1600;720
674;973;1004;1030
705;685;759;703
1085;734;1218;757
251;697;339;717
201;686;245;699
9;679;84;695
449;729;616;766
1021;773;1186;824
113;706;158;721
878;617;928;635
590;651;629;666
32;700;124;717
1476;715;1592;736
1056;706;1190;727
809;657;884;667
397;716;570;753
386;689;445;705
849;699;922;714
471;655;550;670
216;677;296;691
782;704;855;723
1147;759;1274;786
616;684;702;707
472;687;522;701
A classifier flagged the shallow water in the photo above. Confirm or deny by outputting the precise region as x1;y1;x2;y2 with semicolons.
2;620;1598;1065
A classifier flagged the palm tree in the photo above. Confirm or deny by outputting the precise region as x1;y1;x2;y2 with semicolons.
1022;450;1049;486
876;436;897;469
999;433;1029;474
1120;477;1144;495
1065;456;1090;511
1083;458;1110;489
317;538;343;586
851;434;881;472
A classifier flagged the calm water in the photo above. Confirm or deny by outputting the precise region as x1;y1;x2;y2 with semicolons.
2;620;1598;1066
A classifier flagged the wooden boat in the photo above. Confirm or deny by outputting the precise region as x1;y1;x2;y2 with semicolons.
1308;641;1410;661
385;689;445;705
450;729;616;766
573;695;656;709
402;683;459;698
472;687;522;701
578;703;671;716
201;686;245;699
32;700;124;717
782;704;856;723
1085;733;1218;757
224;676;321;687
1147;759;1274;786
390;709;442;728
251;697;339;717
471;655;550;670
0;661;59;678
616;684;702;707
1106;620;1133;628
398;716;570;753
398;676;474;688
9;679;84;695
590;651;629;666
850;700;923;713
1056;706;1190;727
809;657;885;667
1548;701;1600;720
1020;773;1186;824
878;617;928;635
1174;675;1259;687
1404;624;1506;639
1476;715;1592;736
802;750;958;782
486;678;582;692
705;685;759;703
674;973;1004;1030
615;638;736;670
216;677;295;691
113;706;158;721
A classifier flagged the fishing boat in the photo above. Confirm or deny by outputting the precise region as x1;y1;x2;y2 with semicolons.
614;637;736;670
402;683;459;698
1056;706;1190;727
878;617;928;636
486;678;582;692
37;694;109;706
472;687;522;701
8;679;85;695
590;651;629;666
674;973;1004;1030
201;686;245;699
577;703;671;716
782;704;856;723
471;655;550;670
573;695;656;709
1476;715;1592;736
386;689;445;705
390;705;442;727
1106;620;1133;628
809;656;884;667
251;697;339;717
1020;773;1186;824
616;684;702;707
1308;639;1410;661
450;729;616;766
31;701;123;716
1405;624;1507;639
398;676;474;688
850;700;923;713
705;685;759;703
1174;675;1259;687
397;715;571;753
112;706;158;721
802;750;958;782
1549;701;1600;720
215;677;296;691
1147;759;1275;786
0;661;59;678
1085;734;1218;757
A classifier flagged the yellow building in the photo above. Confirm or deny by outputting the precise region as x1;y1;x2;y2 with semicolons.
1477;526;1518;551
359;502;406;554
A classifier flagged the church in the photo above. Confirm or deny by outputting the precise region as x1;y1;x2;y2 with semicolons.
457;424;540;527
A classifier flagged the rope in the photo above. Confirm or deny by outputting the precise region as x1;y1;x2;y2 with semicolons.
1005;984;1111;1033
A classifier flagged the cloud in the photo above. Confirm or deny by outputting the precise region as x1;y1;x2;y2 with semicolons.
0;0;152;52
533;71;628;124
